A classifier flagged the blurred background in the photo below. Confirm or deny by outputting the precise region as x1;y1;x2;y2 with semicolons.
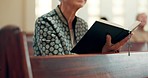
0;0;148;33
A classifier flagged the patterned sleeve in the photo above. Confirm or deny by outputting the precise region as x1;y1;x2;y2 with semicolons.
33;17;64;56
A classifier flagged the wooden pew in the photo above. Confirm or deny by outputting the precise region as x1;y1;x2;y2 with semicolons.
26;33;34;56
0;25;33;78
30;53;148;78
121;42;148;52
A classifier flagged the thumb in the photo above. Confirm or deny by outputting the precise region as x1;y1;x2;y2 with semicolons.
105;35;112;46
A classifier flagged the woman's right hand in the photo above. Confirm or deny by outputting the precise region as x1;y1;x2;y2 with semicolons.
102;34;132;54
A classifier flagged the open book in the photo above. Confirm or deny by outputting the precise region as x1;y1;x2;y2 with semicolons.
71;20;141;54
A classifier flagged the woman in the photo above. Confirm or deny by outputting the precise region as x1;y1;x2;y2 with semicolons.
33;0;131;56
131;13;148;42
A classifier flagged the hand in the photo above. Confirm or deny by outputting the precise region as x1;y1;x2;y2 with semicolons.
102;34;132;54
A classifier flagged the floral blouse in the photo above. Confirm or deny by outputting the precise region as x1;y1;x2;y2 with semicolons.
33;6;88;56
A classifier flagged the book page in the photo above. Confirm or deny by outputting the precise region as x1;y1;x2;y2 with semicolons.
128;21;141;32
97;19;124;29
96;20;141;32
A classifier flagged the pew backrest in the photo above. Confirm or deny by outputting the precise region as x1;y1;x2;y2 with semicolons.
26;33;34;56
0;25;33;78
30;53;148;78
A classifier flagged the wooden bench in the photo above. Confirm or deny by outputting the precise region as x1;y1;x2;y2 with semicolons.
121;42;148;52
1;25;148;78
31;53;148;78
0;25;33;78
26;33;34;56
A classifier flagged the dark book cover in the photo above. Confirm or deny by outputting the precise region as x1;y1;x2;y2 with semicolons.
71;20;140;54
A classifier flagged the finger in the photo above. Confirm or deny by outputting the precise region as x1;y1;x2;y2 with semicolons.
128;34;133;39
131;32;134;35
105;35;112;46
111;34;132;50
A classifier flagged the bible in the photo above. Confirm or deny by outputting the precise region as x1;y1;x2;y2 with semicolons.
71;20;141;54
